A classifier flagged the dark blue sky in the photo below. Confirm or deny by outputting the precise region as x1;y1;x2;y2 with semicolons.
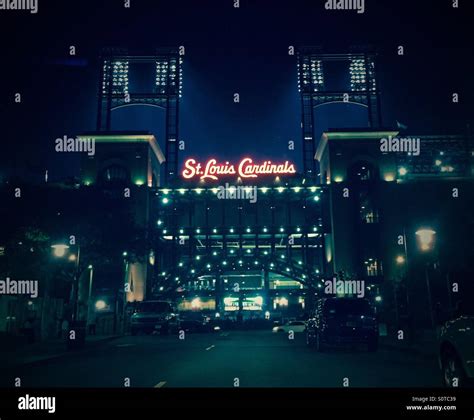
1;0;473;180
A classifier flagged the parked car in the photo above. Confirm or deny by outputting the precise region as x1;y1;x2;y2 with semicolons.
306;297;378;351
272;320;306;333
439;300;474;387
131;301;179;335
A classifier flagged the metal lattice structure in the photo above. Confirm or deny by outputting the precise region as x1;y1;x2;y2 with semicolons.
297;49;382;181
97;48;183;184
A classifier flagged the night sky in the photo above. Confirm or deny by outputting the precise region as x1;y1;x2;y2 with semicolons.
1;0;473;182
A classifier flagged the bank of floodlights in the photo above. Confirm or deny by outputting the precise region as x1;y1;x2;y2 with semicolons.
102;60;129;95
297;58;324;93
155;56;183;97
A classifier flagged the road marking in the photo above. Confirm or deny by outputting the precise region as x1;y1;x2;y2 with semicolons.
154;381;167;388
205;345;215;351
116;344;136;348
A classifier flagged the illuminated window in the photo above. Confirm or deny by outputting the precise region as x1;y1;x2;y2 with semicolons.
359;191;379;224
365;259;382;277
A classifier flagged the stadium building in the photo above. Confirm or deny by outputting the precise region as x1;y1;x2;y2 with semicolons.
79;48;473;324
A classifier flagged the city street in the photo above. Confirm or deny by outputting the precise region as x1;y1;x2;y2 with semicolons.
1;331;441;388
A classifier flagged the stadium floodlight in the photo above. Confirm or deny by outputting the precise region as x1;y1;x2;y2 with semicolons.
298;57;324;92
349;58;366;92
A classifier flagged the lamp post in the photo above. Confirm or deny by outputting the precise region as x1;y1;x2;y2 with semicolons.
415;228;437;330
393;256;404;328
51;243;81;323
86;265;94;332
121;252;129;334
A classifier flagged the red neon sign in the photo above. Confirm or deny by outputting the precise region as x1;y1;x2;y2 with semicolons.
182;158;296;181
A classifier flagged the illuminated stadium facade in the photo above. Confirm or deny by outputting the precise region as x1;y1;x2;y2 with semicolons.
152;172;329;315
85;48;473;320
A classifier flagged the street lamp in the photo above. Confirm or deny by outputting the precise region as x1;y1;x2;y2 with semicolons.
416;228;436;252
51;243;81;323
95;300;107;310
398;167;408;176
51;244;69;258
86;265;94;332
415;228;437;330
119;251;130;335
396;255;405;265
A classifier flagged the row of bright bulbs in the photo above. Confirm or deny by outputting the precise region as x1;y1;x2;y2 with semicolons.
159;186;321;195
161;196;320;206
160;261;322;278
157;223;321;234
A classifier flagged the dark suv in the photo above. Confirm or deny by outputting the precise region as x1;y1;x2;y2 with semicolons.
306;297;378;352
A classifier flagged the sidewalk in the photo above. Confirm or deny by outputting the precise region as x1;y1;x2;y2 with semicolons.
380;329;438;358
1;334;121;367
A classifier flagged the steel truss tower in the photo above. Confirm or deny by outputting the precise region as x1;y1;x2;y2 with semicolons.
97;47;183;184
297;48;382;181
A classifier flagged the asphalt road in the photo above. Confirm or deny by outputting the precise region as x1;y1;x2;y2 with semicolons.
0;331;441;388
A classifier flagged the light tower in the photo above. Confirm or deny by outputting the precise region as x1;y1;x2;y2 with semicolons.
297;48;382;181
97;47;183;184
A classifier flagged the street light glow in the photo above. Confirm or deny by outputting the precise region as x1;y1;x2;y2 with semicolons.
396;255;405;265
95;300;107;310
398;167;408;176
51;244;69;257
416;228;436;252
